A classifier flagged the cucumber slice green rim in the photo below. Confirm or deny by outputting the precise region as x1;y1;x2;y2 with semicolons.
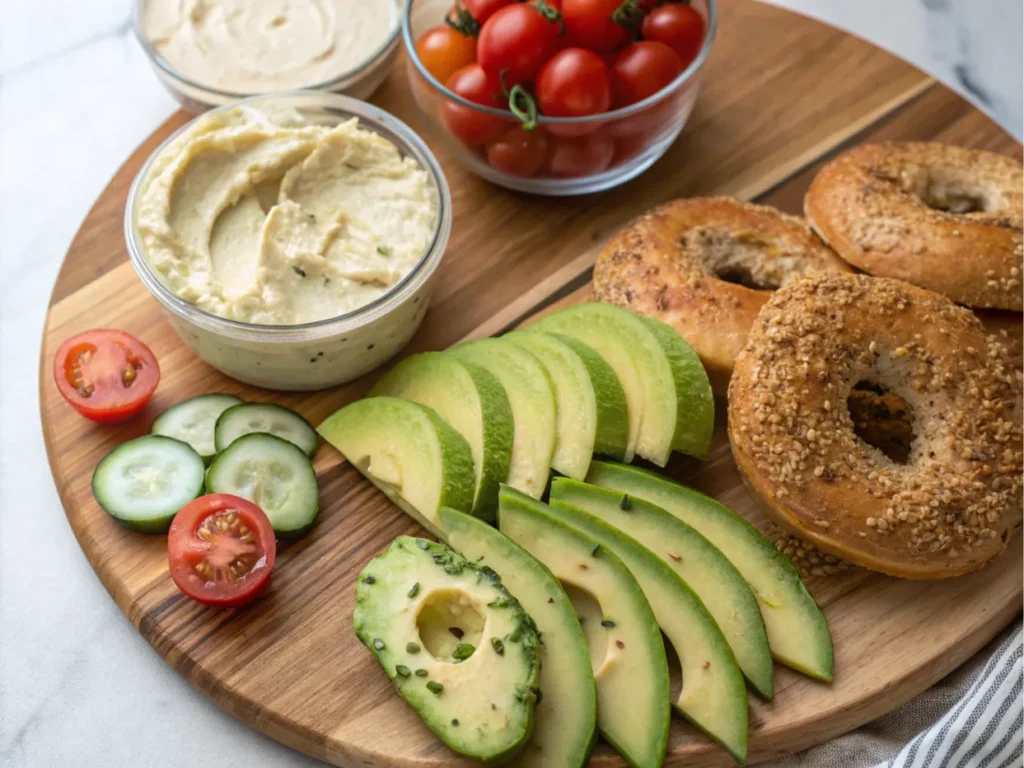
151;393;243;462
91;435;206;533
215;403;319;458
206;432;320;537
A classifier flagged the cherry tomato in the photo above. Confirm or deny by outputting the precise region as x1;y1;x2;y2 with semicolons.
478;1;563;89
536;48;612;117
561;0;634;53
486;126;553;176
610;41;683;107
547;132;615;177
415;25;477;85
641;4;705;68
168;494;276;608
462;0;515;24
54;329;160;424
441;64;508;147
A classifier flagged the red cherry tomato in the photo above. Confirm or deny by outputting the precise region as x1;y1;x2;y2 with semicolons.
478;1;563;89
561;0;633;53
610;41;683;107
547;132;615;177
462;0;515;24
168;494;276;608
54;329;160;424
641;4;705;67
536;48;612;117
441;64;508;147
486;126;553;176
415;25;477;85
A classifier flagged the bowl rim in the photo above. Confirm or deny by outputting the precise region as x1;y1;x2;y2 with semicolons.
131;0;404;101
402;0;718;123
124;90;452;341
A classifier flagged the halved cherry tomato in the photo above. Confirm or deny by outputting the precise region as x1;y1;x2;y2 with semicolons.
641;3;705;68
561;0;636;53
441;64;509;146
536;48;612;119
54;329;160;424
416;25;478;85
486;125;553;176
478;1;563;90
610;40;683;107
547;132;615;177
168;494;276;608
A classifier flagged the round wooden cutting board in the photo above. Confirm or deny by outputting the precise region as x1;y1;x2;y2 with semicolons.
40;2;1022;766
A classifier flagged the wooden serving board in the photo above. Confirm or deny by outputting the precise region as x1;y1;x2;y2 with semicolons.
40;2;1023;766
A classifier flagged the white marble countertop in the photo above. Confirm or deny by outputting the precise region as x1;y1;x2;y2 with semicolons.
1;1;1020;766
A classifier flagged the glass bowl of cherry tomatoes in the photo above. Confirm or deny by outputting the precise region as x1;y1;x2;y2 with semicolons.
403;0;716;195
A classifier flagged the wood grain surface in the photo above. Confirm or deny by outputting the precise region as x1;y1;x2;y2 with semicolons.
40;2;1023;766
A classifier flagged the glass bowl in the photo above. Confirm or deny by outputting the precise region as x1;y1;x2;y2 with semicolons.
402;0;717;196
133;0;403;114
124;91;452;392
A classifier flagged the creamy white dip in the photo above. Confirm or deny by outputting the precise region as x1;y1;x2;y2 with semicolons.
142;0;398;93
135;105;439;325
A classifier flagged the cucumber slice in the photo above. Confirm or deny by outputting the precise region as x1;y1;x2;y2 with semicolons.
92;435;205;533
151;394;243;462
206;433;320;537
215;403;319;457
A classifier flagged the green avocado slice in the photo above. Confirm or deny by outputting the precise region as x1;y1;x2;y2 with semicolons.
550;478;773;700
440;506;597;768
354;536;540;764
530;302;713;466
450;339;556;499
371;352;513;522
317;397;475;539
546;498;748;763
586;461;834;682
498;486;670;768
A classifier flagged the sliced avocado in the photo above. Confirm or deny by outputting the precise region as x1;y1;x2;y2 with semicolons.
530;302;713;465
449;339;556;499
354;536;540;763
505;330;629;475
586;461;834;681
546;498;748;763
317;397;475;539
498;486;670;768
550;478;773;700
370;352;513;522
440;506;596;768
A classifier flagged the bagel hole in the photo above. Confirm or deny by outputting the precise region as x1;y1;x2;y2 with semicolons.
919;178;987;214
684;229;809;291
847;382;915;464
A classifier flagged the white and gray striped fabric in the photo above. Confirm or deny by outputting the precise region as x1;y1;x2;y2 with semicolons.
767;621;1023;768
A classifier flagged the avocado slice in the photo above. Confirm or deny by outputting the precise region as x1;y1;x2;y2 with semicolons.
370;353;513;522
550;478;774;700
317;397;475;539
354;536;540;763
449;339;556;499
586;461;834;681
530;302;713;465
440;506;597;768
546;498;748;763
498;486;670;768
504;330;630;475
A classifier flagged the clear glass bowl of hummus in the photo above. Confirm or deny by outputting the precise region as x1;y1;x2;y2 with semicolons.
403;0;717;196
125;91;452;392
133;0;403;113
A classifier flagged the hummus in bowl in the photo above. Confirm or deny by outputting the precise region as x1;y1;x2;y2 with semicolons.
126;92;451;391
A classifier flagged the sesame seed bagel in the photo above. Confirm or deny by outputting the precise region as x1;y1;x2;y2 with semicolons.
975;309;1024;371
728;273;1023;579
593;197;853;394
804;142;1024;310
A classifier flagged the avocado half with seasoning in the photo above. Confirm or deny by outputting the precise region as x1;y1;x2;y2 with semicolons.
354;536;540;764
440;503;597;768
498;487;670;768
551;477;774;700
586;460;834;682
370;352;513;522
530;302;714;465
449;338;557;499
317;397;475;539
504;330;630;476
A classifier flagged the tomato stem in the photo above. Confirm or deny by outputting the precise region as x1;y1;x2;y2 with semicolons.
445;2;481;37
508;85;539;131
532;0;565;35
611;0;646;34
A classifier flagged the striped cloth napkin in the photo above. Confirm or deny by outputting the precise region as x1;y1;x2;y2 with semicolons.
767;621;1023;768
